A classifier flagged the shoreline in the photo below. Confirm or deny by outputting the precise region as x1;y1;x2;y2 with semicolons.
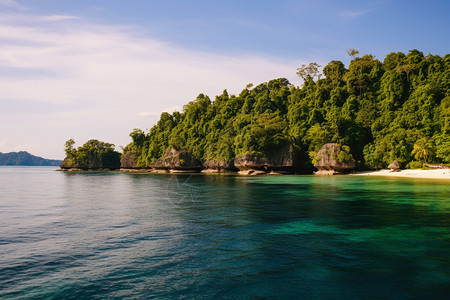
58;168;450;179
351;169;450;179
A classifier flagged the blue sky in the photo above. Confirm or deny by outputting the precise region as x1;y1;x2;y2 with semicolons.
0;0;449;159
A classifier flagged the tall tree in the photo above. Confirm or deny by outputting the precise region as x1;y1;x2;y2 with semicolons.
297;62;322;83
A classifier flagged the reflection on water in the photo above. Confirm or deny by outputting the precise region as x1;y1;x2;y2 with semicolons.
0;167;449;299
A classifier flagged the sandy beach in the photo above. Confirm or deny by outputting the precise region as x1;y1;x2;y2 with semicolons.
352;169;450;179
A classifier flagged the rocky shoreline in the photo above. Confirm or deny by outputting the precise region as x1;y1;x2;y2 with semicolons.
60;144;449;179
59;144;357;175
58;167;450;179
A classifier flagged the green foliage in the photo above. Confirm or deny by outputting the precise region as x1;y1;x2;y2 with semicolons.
297;62;321;83
411;137;434;164
311;155;321;164
407;160;424;169
64;138;75;157
337;145;354;163
234;113;289;156
323;60;346;83
62;139;121;170
121;50;449;170
434;134;450;162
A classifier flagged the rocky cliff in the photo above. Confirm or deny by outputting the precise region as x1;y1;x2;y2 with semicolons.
313;143;355;175
120;151;139;169
151;148;202;171
202;160;237;172
234;145;297;174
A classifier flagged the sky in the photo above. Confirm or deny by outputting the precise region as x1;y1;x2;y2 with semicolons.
0;0;449;159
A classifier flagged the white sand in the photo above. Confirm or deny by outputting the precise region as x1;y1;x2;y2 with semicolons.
351;169;450;179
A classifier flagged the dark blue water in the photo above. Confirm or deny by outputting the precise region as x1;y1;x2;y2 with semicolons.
1;167;450;299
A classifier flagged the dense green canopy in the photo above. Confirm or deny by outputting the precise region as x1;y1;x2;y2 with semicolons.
122;50;449;170
61;139;121;170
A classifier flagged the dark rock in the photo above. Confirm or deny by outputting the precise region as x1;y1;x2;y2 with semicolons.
313;143;355;174
238;169;267;175
202;160;238;172
152;158;165;169
234;153;268;171
234;144;297;174
120;151;139;169
151;148;202;171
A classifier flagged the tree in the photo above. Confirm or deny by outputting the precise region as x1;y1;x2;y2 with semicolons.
323;60;346;83
395;64;415;81
297;62;322;82
119;49;449;171
130;128;146;147
411;137;434;164
64;139;75;157
383;52;406;70
62;139;121;170
346;48;360;60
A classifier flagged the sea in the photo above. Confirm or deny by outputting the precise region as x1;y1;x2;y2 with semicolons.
1;166;449;299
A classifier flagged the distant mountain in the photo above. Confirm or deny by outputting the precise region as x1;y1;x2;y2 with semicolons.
0;151;62;166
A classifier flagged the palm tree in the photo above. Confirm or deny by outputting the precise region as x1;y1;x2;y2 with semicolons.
411;137;434;164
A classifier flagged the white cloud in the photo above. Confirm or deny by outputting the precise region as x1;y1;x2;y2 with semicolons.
0;0;26;9
0;13;79;23
39;15;80;22
0;12;304;159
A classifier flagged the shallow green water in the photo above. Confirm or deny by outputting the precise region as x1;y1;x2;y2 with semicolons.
1;167;449;299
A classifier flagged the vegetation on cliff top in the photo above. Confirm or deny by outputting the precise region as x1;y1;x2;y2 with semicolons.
63;49;448;171
61;139;121;170
119;49;448;170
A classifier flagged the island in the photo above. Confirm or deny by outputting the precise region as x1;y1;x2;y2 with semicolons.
0;151;62;166
61;49;450;176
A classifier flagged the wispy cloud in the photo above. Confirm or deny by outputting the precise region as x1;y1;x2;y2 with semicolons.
0;11;304;158
0;13;80;24
0;0;26;9
40;15;80;22
337;9;371;20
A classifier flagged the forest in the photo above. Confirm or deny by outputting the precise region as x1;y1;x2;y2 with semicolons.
119;49;449;171
60;139;121;170
64;49;449;171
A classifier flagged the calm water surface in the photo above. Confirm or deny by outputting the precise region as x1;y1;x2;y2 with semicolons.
0;166;449;299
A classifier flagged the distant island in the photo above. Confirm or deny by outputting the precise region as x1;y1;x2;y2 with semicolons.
0;151;62;166
60;49;449;174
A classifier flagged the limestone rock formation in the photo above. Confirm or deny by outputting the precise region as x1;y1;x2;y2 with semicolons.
151;148;202;171
313;143;355;175
120;151;139;169
234;153;268;171
202;160;237;173
388;160;400;171
234;145;297;174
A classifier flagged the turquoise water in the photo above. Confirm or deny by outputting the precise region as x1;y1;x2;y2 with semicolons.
1;167;449;299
